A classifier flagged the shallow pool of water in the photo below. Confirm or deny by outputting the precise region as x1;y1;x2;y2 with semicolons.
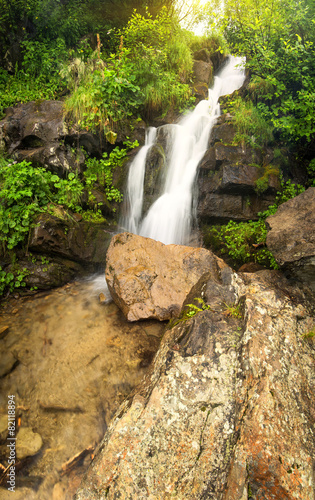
0;275;165;499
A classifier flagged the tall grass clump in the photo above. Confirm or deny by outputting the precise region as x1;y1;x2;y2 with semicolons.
224;96;274;147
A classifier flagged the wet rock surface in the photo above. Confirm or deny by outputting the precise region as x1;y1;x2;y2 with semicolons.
16;427;43;460
29;213;113;265
105;232;228;321
197;115;281;223
266;187;315;292
76;268;315;500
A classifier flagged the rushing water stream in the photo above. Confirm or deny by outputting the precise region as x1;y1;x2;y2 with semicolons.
124;56;245;245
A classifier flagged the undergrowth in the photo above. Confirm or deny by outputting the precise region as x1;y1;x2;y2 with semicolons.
0;140;137;296
203;179;305;269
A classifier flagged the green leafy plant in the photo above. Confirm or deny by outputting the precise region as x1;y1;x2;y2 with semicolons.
185;297;212;318
223;96;274;148
219;0;315;144
63;48;143;135
50;172;83;212
0;161;53;252
168;297;212;328
0;265;29;295
302;329;315;340
223;302;242;319
84;140;138;203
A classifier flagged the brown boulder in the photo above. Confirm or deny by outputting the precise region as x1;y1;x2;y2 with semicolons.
105;232;227;321
266;187;315;291
193;60;213;87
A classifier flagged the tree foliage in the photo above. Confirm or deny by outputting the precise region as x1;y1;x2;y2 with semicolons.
216;0;315;145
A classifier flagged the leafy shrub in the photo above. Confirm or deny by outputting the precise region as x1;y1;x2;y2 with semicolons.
0;266;29;296
84;139;138;204
63;49;143;135
0;38;68;115
122;9;195;118
307;158;315;187
0;161;53;252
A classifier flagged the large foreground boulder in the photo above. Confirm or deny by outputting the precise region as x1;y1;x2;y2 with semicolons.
76;268;315;499
105;232;228;321
266;187;315;292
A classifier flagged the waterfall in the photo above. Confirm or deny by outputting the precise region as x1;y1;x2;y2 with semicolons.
123;56;245;245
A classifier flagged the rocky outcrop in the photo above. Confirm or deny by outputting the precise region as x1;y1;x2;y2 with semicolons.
192;48;226;101
75;267;315;500
266;187;315;292
192;60;213;99
105;232;228;321
10;256;84;291
0;101;85;177
0;100;146;177
29;212;113;264
197;115;281;223
0;213;115;291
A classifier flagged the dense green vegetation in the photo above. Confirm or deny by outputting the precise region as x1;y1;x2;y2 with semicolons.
0;0;315;295
198;0;315;269
208;0;315;153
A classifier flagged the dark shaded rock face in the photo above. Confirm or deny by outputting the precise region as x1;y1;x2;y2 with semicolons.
75;266;315;499
197;115;281;223
142;143;166;213
0;212;115;291
0;100;146;177
8;257;84;291
266;187;315;292
29;213;113;264
0;101;86;177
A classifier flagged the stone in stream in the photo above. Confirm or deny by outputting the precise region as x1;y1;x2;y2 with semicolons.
0;348;19;378
16;427;43;460
105;232;229;322
75;266;315;500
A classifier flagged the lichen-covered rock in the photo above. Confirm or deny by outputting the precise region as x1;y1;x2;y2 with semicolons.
105;232;228;321
266;187;315;291
75;269;315;500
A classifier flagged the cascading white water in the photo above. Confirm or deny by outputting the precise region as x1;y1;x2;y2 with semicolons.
124;56;245;245
124;127;157;234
